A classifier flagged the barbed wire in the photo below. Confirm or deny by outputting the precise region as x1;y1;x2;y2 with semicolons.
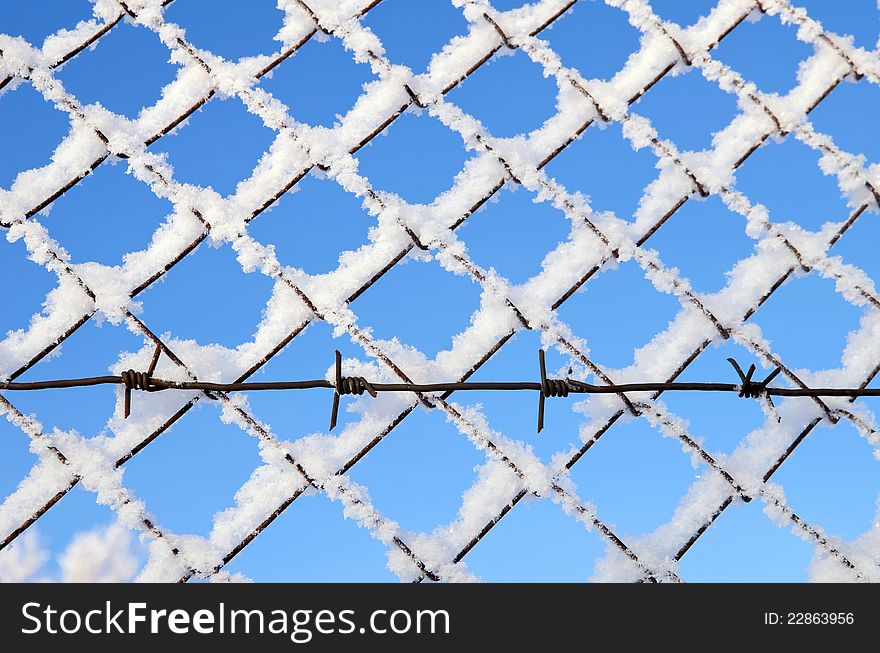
4;347;880;433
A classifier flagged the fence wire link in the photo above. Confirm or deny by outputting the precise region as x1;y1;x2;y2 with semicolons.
1;0;879;583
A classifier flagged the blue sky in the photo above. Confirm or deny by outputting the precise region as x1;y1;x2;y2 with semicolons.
2;1;880;583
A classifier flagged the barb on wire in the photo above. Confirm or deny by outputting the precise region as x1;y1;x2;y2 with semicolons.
727;357;783;422
121;344;163;418
331;349;377;431
2;351;879;433
538;348;574;433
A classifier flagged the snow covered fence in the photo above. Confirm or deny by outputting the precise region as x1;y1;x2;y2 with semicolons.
2;0;880;582
5;346;880;431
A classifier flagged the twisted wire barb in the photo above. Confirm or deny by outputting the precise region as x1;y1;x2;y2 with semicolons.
331;349;378;431
3;350;878;433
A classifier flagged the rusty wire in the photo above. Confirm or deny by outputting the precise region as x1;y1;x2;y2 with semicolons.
3;348;880;433
1;0;879;583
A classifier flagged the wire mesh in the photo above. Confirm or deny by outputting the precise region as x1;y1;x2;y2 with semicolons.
1;0;879;582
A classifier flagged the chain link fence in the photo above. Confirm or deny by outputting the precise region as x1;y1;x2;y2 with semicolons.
1;0;879;582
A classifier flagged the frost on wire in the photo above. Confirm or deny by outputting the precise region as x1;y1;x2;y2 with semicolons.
1;0;880;583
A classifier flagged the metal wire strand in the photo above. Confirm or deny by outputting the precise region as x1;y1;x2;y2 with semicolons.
3;350;879;433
